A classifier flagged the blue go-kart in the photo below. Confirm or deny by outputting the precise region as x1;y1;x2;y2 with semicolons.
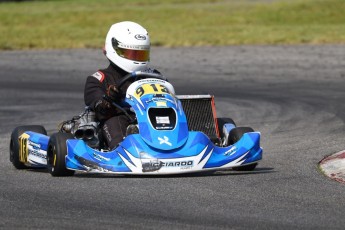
10;72;262;176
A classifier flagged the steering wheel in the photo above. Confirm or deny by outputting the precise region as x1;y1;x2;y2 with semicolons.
118;71;167;89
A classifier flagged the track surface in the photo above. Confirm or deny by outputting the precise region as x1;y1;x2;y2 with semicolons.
1;46;345;229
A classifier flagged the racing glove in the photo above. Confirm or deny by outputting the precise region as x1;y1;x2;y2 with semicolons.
94;99;114;121
107;84;121;102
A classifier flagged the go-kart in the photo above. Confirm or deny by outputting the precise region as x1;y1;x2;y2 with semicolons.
9;72;263;176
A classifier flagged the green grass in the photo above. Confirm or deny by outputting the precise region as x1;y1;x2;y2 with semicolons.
0;0;344;50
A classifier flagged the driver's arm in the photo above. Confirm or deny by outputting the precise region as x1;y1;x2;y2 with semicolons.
84;75;104;110
84;75;119;121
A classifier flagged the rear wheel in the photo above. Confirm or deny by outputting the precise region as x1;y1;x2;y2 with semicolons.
10;125;47;169
47;133;75;177
228;127;258;171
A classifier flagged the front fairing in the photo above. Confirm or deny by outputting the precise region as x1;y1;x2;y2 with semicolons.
65;131;262;174
125;79;189;150
118;132;262;172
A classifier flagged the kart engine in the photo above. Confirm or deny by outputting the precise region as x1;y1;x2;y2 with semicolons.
59;108;99;148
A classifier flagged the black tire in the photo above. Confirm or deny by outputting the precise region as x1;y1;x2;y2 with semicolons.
217;117;236;139
10;125;47;169
228;127;254;145
233;163;258;171
47;132;75;177
228;126;258;171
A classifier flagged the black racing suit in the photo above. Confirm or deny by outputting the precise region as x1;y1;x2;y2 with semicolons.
84;63;133;149
84;63;161;149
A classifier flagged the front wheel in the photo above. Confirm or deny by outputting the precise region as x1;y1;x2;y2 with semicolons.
228;127;254;145
47;133;75;177
228;127;258;171
233;163;258;171
10;125;47;169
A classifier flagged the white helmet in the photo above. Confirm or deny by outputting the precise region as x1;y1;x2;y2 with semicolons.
104;21;150;73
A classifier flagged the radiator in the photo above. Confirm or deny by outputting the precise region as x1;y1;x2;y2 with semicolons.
177;95;219;140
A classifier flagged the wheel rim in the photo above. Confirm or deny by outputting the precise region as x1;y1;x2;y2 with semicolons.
51;146;56;172
53;151;57;167
48;145;56;172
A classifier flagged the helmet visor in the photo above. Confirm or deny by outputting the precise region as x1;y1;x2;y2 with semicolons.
115;47;150;62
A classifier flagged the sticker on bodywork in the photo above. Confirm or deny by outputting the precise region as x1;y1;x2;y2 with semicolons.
134;83;169;99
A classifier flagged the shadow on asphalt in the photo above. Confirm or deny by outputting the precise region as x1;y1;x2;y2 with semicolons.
10;164;275;178
71;167;276;179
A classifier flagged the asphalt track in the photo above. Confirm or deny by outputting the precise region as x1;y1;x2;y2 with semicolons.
1;46;345;229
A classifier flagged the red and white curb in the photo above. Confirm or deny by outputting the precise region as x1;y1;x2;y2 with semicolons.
319;150;345;184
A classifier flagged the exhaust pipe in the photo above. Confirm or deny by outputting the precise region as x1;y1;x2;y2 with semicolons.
84;128;95;140
74;126;96;140
74;129;85;140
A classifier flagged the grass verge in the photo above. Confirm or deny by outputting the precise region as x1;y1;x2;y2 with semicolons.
0;0;344;50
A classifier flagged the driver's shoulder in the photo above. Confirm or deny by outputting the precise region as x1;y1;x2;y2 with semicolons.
89;64;118;82
90;70;105;83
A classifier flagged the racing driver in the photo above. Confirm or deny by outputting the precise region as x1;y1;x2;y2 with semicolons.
84;21;161;150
